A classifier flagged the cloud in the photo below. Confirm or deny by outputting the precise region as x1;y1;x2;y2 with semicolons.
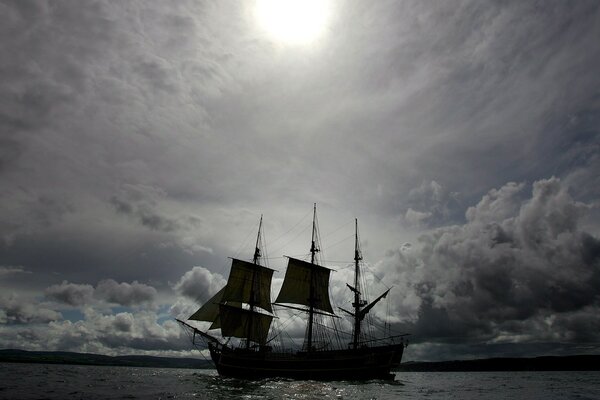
378;177;600;346
110;184;182;233
173;266;226;301
404;208;433;228
170;266;229;322
44;279;157;308
0;0;599;361
0;309;191;356
45;281;95;307
403;181;461;227
95;279;157;307
0;293;62;324
0;265;31;277
110;183;211;255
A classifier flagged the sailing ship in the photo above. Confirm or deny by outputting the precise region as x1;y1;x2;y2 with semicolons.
177;205;408;380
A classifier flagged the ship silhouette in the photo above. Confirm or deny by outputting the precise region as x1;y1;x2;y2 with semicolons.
177;205;408;380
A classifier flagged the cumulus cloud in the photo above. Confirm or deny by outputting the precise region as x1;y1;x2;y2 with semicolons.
0;309;191;356
95;279;157;307
403;181;461;227
379;177;600;347
170;266;230;322
0;293;62;324
45;281;95;307
44;279;157;308
173;266;226;301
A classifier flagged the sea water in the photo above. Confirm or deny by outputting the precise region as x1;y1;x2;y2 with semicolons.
0;362;599;399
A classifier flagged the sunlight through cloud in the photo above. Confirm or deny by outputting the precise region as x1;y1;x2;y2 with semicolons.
255;0;331;45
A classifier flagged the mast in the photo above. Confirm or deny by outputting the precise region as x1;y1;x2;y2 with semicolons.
337;219;390;349
352;218;363;349
253;215;263;264
247;215;263;349
307;203;319;352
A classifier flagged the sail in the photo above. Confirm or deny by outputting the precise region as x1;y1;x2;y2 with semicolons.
275;257;334;313
188;287;224;323
188;287;242;330
222;258;274;312
219;304;273;343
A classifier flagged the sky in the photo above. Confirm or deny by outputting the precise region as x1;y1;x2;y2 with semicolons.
0;0;599;362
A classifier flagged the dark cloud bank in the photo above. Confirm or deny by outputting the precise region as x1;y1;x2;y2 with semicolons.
378;177;600;360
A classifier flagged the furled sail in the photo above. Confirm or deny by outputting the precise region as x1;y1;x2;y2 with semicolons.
219;304;273;343
275;257;334;314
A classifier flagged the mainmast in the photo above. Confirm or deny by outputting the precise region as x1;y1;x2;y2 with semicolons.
307;203;319;352
274;204;334;351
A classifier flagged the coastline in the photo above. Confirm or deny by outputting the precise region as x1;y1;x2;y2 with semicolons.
2;349;598;371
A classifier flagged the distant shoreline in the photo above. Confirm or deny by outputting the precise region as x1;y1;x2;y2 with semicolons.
0;349;212;369
2;349;599;371
397;355;600;372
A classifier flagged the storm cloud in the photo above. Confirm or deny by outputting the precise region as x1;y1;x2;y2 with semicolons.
376;177;600;359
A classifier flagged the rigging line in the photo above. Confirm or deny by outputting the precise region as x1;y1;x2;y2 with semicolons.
280;253;311;258
361;262;392;290
270;224;311;256
324;233;355;252
321;218;354;240
267;208;313;248
232;218;261;260
261;225;271;269
268;309;305;343
313;320;351;337
320;260;353;264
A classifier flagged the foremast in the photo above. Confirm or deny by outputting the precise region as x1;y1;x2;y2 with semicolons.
186;216;274;349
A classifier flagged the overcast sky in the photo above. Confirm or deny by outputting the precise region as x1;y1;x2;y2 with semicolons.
1;0;599;362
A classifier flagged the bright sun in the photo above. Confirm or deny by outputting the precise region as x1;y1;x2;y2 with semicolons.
255;0;331;45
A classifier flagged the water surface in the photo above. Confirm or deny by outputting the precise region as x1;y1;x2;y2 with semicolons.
0;363;598;399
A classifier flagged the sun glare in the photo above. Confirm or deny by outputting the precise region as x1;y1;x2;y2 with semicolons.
255;0;330;45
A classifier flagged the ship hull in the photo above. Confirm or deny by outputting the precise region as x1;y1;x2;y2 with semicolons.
208;344;404;380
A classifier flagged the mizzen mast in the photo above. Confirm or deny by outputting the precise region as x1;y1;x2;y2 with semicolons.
352;218;367;349
341;219;390;349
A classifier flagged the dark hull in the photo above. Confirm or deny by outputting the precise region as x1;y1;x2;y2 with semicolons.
208;344;404;380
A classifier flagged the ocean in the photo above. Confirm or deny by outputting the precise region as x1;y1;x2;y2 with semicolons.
0;363;599;399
